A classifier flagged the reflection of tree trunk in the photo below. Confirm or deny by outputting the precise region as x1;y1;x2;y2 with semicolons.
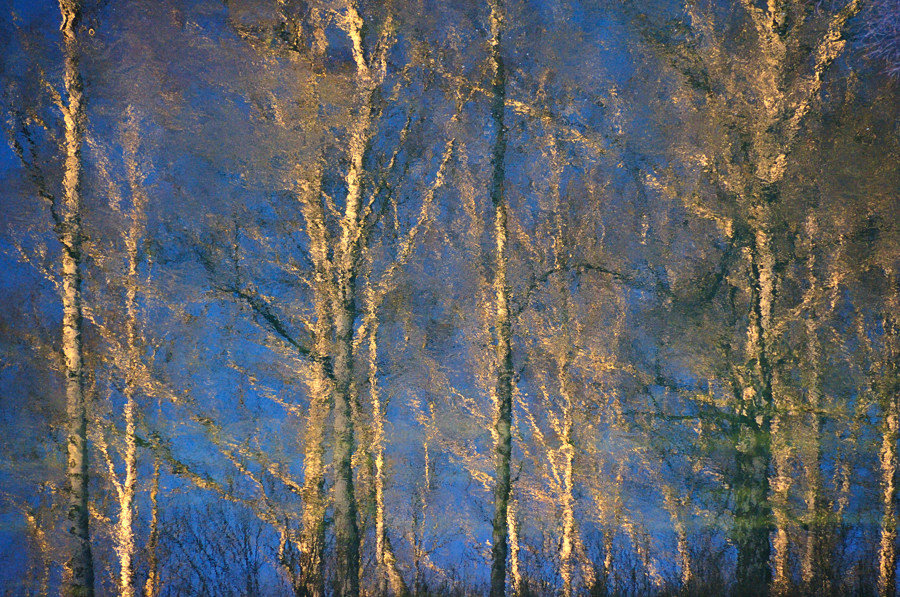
770;410;790;595
144;455;161;597
548;130;578;597
117;344;138;597
297;5;387;591
367;296;408;597
559;411;575;597
507;490;522;596
115;110;147;597
298;171;330;597
878;399;898;597
660;483;691;588
878;276;899;597
332;5;384;593
556;326;576;597
734;205;775;595
486;1;512;596
604;462;625;583
412;440;432;596
58;2;94;595
800;214;824;593
332;183;361;597
25;506;51;597
546;109;578;597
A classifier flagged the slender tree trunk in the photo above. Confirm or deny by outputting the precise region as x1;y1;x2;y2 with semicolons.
299;173;331;597
331;5;385;593
801;385;824;593
547;113;577;597
294;12;329;591
734;205;775;595
675;505;691;588
25;507;51;597
413;440;432;596
556;331;576;597
331;101;362;597
878;276;899;597
559;421;575;597
487;1;513;595
507;490;522;596
372;313;389;596
660;483;691;588
114;109;147;597
58;1;94;594
117;383;137;597
144;455;160;597
770;411;791;595
367;295;408;597
878;398;898;597
603;461;625;585
800;214;825;594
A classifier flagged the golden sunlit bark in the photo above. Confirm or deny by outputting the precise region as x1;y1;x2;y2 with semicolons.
507;490;522;596
25;507;51;597
330;4;381;593
366;294;408;597
676;3;861;590
108;107;149;597
58;1;94;594
878;403;898;597
298;167;331;597
800;213;826;593
660;483;692;588
144;455;161;597
548;134;579;597
486;1;513;596
770;408;791;595
878;275;900;597
605;462;625;582
734;208;776;594
412;439;432;596
558;375;576;597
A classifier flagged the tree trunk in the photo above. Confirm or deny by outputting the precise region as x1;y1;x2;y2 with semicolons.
770;411;791;595
800;214;825;594
487;1;513;595
547;114;577;597
878;276;899;597
58;1;94;594
660;483;691;589
25;506;51;597
367;295;408;597
559;424;575;597
114;108;147;597
144;455;160;597
331;105;362;597
733;206;775;595
507;490;522;597
603;461;625;584
878;399;898;597
299;173;331;597
331;5;383;593
413;439;432;596
716;4;858;590
556;322;576;597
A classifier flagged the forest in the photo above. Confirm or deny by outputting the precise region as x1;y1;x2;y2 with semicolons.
0;0;898;595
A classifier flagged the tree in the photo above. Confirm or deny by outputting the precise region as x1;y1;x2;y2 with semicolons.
485;1;513;594
58;1;93;593
88;106;152;597
1;0;897;594
639;1;864;591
